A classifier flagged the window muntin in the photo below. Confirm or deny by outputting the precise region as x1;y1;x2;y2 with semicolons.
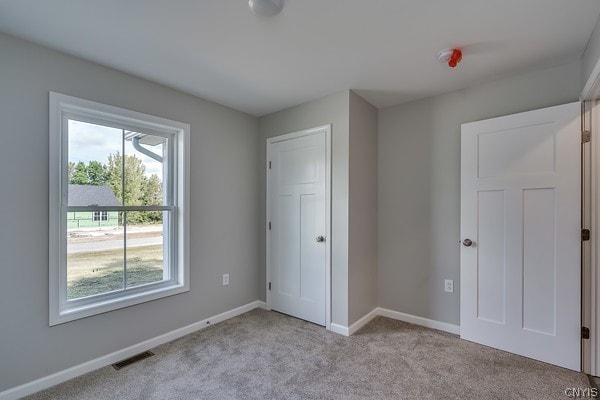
92;211;108;222
50;92;189;325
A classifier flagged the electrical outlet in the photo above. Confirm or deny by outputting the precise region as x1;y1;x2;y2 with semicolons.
445;279;453;293
222;273;229;286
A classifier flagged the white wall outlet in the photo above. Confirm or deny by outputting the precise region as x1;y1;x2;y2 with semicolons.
445;279;454;293
222;273;229;286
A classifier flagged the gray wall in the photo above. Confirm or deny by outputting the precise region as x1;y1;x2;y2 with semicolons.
0;33;260;391
583;15;600;91
378;61;582;325
348;92;378;325
258;91;350;327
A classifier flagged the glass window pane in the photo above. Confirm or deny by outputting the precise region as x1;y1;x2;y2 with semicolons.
125;211;166;288
123;131;167;206
67;211;125;300
68;120;122;206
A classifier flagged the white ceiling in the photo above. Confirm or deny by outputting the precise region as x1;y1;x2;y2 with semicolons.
1;1;600;116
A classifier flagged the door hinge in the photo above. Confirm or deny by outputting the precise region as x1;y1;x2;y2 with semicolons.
583;130;591;143
583;229;591;241
268;282;271;291
582;326;590;340
268;221;271;230
269;161;271;169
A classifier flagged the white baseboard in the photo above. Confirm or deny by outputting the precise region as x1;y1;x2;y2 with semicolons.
328;307;379;337
377;307;460;335
349;308;379;335
330;307;458;337
0;300;267;400
329;323;349;336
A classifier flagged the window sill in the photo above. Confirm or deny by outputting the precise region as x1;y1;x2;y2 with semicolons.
50;283;189;326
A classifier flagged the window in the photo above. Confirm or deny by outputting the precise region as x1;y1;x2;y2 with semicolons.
49;92;189;325
92;211;108;222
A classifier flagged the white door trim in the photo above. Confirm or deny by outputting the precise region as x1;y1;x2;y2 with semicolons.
589;101;599;376
266;125;332;330
582;60;600;376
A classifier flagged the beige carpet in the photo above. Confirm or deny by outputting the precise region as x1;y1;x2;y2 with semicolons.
25;309;590;399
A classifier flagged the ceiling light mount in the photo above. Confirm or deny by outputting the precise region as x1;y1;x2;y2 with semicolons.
249;0;284;17
437;48;463;68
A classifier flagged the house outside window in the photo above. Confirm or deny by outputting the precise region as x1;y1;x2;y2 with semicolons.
70;186;118;226
49;92;190;325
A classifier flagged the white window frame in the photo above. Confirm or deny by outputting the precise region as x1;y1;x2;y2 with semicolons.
49;92;190;326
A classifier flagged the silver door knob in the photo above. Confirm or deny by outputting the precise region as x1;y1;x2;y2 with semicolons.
316;235;325;243
462;239;473;247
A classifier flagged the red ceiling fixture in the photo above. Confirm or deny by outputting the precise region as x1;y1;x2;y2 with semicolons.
437;48;463;68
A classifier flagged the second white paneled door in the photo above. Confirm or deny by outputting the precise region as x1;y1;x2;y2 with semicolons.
460;102;581;370
267;126;330;326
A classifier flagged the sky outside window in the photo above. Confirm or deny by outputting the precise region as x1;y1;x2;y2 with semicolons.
68;120;162;178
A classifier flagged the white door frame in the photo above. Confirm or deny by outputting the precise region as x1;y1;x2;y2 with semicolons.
582;60;600;376
586;100;597;375
266;125;332;330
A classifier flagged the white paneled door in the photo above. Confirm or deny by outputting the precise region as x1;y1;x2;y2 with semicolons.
460;102;581;370
267;126;330;326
